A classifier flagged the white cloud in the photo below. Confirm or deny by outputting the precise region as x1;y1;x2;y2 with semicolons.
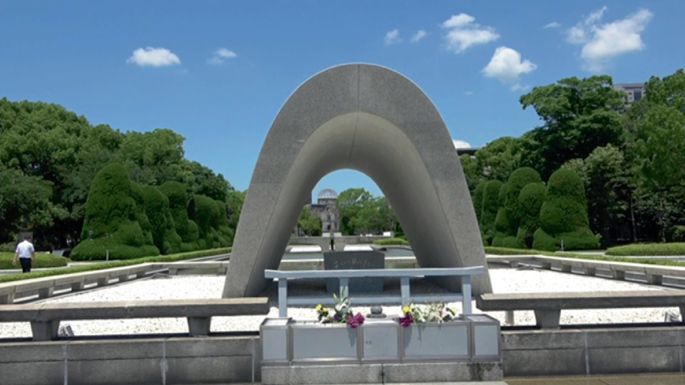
453;140;472;149
411;30;427;43
482;46;537;83
566;7;653;71
208;48;237;65
441;13;499;53
543;21;561;29
126;47;181;67
384;29;401;45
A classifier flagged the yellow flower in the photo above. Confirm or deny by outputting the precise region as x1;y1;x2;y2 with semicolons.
403;306;410;313
316;304;322;311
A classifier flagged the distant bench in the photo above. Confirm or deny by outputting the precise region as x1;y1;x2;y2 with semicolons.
476;290;685;328
0;297;269;341
265;266;485;317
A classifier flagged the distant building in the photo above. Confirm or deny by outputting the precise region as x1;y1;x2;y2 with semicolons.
613;82;646;105
308;189;339;235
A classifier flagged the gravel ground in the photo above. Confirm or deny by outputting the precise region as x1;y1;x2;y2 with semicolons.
0;267;681;338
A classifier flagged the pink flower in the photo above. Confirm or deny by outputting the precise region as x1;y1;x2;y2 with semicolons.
398;314;413;327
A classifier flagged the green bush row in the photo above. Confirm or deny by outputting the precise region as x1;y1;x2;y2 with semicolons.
485;246;685;267
0;247;230;284
605;243;685;256
373;238;410;246
0;252;69;269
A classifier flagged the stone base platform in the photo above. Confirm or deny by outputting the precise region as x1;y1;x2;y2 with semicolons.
261;362;503;384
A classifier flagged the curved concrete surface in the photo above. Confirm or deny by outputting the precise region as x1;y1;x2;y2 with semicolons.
223;63;492;298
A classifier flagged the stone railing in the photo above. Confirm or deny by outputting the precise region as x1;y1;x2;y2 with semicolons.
264;266;486;317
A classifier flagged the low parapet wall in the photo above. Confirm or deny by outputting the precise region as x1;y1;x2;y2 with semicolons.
2;325;685;384
0;334;261;385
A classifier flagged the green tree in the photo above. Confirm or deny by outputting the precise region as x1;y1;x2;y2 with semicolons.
297;206;321;236
562;145;627;247
71;163;159;260
160;181;198;252
472;181;487;223
492;167;542;248
516;182;546;248
533;168;599;251
479;180;504;246
460;154;482;193
475;137;521;182
519;75;626;180
336;188;372;235
631;69;685;241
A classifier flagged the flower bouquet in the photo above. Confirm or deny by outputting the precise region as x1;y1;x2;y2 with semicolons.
398;302;457;327
315;290;365;328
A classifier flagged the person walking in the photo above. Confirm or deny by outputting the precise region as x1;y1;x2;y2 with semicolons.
13;236;36;273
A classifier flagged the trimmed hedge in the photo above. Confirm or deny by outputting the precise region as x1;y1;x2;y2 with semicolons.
0;252;68;269
606;243;685;256
373;238;410;246
516;182;546;249
479;180;504;246
533;168;599;251
161;181;199;252
72;163;160;260
472;181;487;223
492;167;542;248
0;247;231;283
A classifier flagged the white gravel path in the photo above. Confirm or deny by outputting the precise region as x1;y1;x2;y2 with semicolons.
0;268;680;338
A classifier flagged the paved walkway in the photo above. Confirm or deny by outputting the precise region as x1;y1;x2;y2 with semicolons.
506;373;685;384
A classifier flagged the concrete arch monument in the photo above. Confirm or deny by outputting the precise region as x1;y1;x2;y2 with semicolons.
223;63;492;298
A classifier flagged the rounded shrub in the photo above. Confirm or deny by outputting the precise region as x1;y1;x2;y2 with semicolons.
479;180;504;246
516;182;546;249
142;185;181;254
472;181;487;223
72;163;160;260
491;167;541;248
533;168;599;251
160;181;198;251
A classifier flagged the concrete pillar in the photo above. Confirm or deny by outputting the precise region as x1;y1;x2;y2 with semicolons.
136;271;147;278
505;310;515;325
38;287;54;299
646;274;663;285
0;293;15;304
30;321;59;341
561;265;572;273
96;277;110;287
534;310;561;329
187;317;211;336
583;267;596;276
117;274;130;283
71;282;85;291
509;261;519;268
540;262;552;270
611;270;626;280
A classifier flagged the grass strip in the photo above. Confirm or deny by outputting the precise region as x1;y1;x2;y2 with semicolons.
0;247;231;284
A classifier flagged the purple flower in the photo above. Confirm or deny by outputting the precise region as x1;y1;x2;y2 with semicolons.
398;314;413;327
333;314;341;322
346;312;365;328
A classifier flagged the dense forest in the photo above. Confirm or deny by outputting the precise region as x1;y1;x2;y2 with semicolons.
0;98;244;252
461;68;685;248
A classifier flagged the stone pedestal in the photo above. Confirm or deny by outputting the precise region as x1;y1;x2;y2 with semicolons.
324;251;384;294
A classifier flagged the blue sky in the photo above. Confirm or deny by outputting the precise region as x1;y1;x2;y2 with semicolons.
1;1;682;199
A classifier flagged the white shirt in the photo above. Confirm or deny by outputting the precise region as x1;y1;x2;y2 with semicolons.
15;240;34;259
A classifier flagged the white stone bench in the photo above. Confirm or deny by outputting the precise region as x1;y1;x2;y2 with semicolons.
265;266;486;317
0;297;269;341
476;290;685;328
